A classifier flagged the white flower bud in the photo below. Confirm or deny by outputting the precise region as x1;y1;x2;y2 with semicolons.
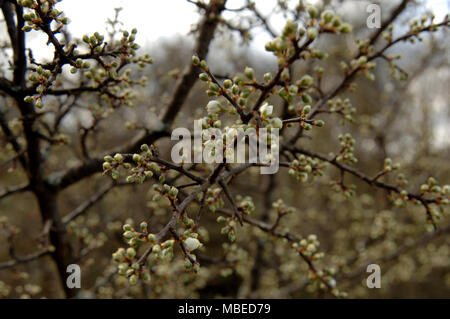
259;103;273;117
206;100;222;115
183;237;202;251
270;117;283;129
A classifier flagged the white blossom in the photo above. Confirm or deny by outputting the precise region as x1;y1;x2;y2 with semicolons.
206;100;222;114
259;103;273;117
183;237;202;251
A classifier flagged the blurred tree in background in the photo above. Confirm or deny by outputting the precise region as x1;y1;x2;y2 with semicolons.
0;0;449;298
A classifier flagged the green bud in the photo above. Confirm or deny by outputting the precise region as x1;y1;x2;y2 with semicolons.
264;73;272;82
314;120;325;127
148;233;157;243
192;55;200;66
299;74;314;87
114;153;124;162
129;275;138;285
199;73;209;81
104;155;114;163
307;27;318;40
308;6;319;19
244;67;255;81
321;10;334;23
126;247;136;258
123;231;134;239
302;105;311;115
223;79;232;89
340;23;352;33
142;272;151;282
132;154;142;162
216;216;226;223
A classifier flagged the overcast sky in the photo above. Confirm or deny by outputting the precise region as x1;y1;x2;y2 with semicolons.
6;0;444;62
56;0;447;42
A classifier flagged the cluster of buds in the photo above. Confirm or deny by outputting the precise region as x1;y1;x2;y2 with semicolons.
293;234;321;258
69;57;91;75
217;216;238;242
326;98;356;123
264;20;302;61
152;183;179;202
316;9;352;34
276;74;317;105
396;173;409;187
272;199;295;215
67;216;107;251
259;103;283;129
388;189;411;208
383;158;401;173
335;133;358;165
408;13;440;42
292;234;344;296
113;221;179;285
347;56;377;80
388;56;408;81
381;24;394;42
20;0;69;33
82;32;105;51
420;178;449;200
329;180;357;198
103;144;161;184
24;66;53;108
119;28;141;56
289;154;326;182
299;105;325;130
205;188;225;212
236;195;256;216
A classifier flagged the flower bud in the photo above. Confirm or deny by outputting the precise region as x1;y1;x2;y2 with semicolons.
340;23;352;33
302;105;311;115
169;186;179;197
308;6;319;19
123;231;134;239
142;272;151;282
244;67;255;81
223;79;232;89
199;73;209;81
24;96;33;103
206;100;222;115
259;103;273;117
216;216;226;223
129;275;138;285
113;153;123;162
299;75;314;87
104;155;113;163
132;154;142;163
314;120;324;127
192;55;200;66
321;10;334;23
307;27;318;40
126;247;136;258
183;237;202;251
